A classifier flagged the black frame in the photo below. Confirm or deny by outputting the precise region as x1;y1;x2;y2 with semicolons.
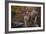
5;1;45;33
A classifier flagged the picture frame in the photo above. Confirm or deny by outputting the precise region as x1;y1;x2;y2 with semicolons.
5;1;45;33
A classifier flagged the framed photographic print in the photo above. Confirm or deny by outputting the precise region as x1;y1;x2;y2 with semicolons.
5;1;45;33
